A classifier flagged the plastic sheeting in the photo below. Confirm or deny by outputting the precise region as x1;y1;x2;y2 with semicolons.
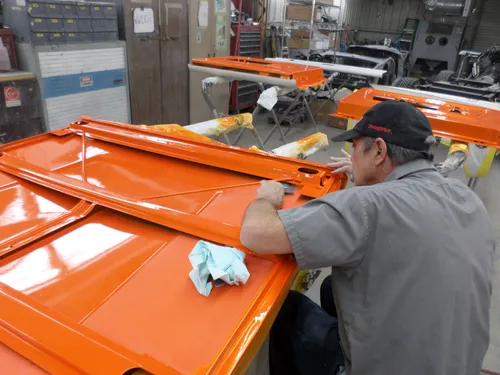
249;132;328;159
435;141;469;177
144;114;255;139
188;64;298;88
257;86;295;111
185;113;255;137
267;57;387;78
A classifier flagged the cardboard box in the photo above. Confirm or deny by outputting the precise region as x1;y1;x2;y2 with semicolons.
291;29;311;38
319;30;337;39
288;38;309;49
328;115;348;130
309;99;343;128
286;5;322;22
289;29;335;50
288;38;330;50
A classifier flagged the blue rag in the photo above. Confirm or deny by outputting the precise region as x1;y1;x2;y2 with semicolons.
188;240;250;297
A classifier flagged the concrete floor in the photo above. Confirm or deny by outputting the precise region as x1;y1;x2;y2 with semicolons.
237;115;500;373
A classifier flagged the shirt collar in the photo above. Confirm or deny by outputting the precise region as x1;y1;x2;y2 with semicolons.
384;159;437;182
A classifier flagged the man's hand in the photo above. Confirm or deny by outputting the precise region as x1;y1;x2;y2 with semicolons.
328;149;353;181
256;180;285;209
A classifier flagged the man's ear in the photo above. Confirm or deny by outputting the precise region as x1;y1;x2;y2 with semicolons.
374;138;388;166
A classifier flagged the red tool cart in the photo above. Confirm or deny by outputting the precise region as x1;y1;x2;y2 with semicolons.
0;28;18;70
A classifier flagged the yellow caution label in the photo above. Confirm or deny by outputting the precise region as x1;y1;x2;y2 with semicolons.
32;3;39;7
67;19;73;23
93;6;100;10
36;33;43;37
35;18;42;22
79;6;87;9
51;19;58;23
106;7;112;10
53;33;60;36
69;33;75;36
64;5;71;9
49;4;56;8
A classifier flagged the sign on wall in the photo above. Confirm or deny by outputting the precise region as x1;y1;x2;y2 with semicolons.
4;87;21;108
215;20;226;51
133;8;154;34
80;75;93;87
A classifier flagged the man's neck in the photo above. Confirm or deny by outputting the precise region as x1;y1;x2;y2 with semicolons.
371;162;397;185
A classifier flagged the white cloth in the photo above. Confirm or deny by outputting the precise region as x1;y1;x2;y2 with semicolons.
188;240;250;297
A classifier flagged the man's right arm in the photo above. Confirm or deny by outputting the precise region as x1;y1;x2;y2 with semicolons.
240;198;293;255
278;189;371;270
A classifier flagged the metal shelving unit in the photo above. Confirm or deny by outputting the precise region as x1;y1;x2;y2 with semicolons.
281;0;342;60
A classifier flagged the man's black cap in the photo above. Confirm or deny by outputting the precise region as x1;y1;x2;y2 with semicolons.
331;100;433;150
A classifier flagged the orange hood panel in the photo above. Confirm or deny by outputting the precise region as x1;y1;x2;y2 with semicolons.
334;87;500;148
0;118;345;375
191;56;327;89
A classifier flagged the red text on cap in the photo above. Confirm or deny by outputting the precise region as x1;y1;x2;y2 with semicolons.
368;124;392;134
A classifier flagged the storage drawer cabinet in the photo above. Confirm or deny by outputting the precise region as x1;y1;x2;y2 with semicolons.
61;1;76;17
31;32;48;44
92;18;106;31
45;1;63;17
63;18;78;32
93;31;106;41
105;31;118;41
48;32;64;43
64;32;80;42
28;0;46;16
90;4;105;18
5;0;121;45
76;3;91;17
78;17;92;32
104;4;117;19
47;17;63;31
30;17;48;32
105;18;117;31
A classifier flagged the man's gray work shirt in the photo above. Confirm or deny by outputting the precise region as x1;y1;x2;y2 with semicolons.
278;159;495;375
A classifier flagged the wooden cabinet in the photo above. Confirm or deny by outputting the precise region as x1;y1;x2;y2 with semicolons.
123;0;189;125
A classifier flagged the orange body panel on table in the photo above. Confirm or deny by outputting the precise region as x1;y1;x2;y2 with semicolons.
335;87;500;148
0;117;345;374
191;56;327;89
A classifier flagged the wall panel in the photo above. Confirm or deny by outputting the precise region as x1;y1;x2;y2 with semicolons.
472;0;500;51
343;0;424;42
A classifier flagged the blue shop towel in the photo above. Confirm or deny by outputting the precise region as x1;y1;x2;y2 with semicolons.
188;240;250;297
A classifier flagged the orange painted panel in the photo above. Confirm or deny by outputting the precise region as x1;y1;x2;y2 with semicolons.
0;117;345;374
191;56;327;89
335;87;500;148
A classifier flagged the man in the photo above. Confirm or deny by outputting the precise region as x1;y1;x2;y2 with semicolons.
240;101;495;375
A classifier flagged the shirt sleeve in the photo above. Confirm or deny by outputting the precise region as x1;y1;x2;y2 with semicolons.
277;188;370;269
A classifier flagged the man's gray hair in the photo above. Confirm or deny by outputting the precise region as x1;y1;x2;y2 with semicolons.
363;135;437;165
